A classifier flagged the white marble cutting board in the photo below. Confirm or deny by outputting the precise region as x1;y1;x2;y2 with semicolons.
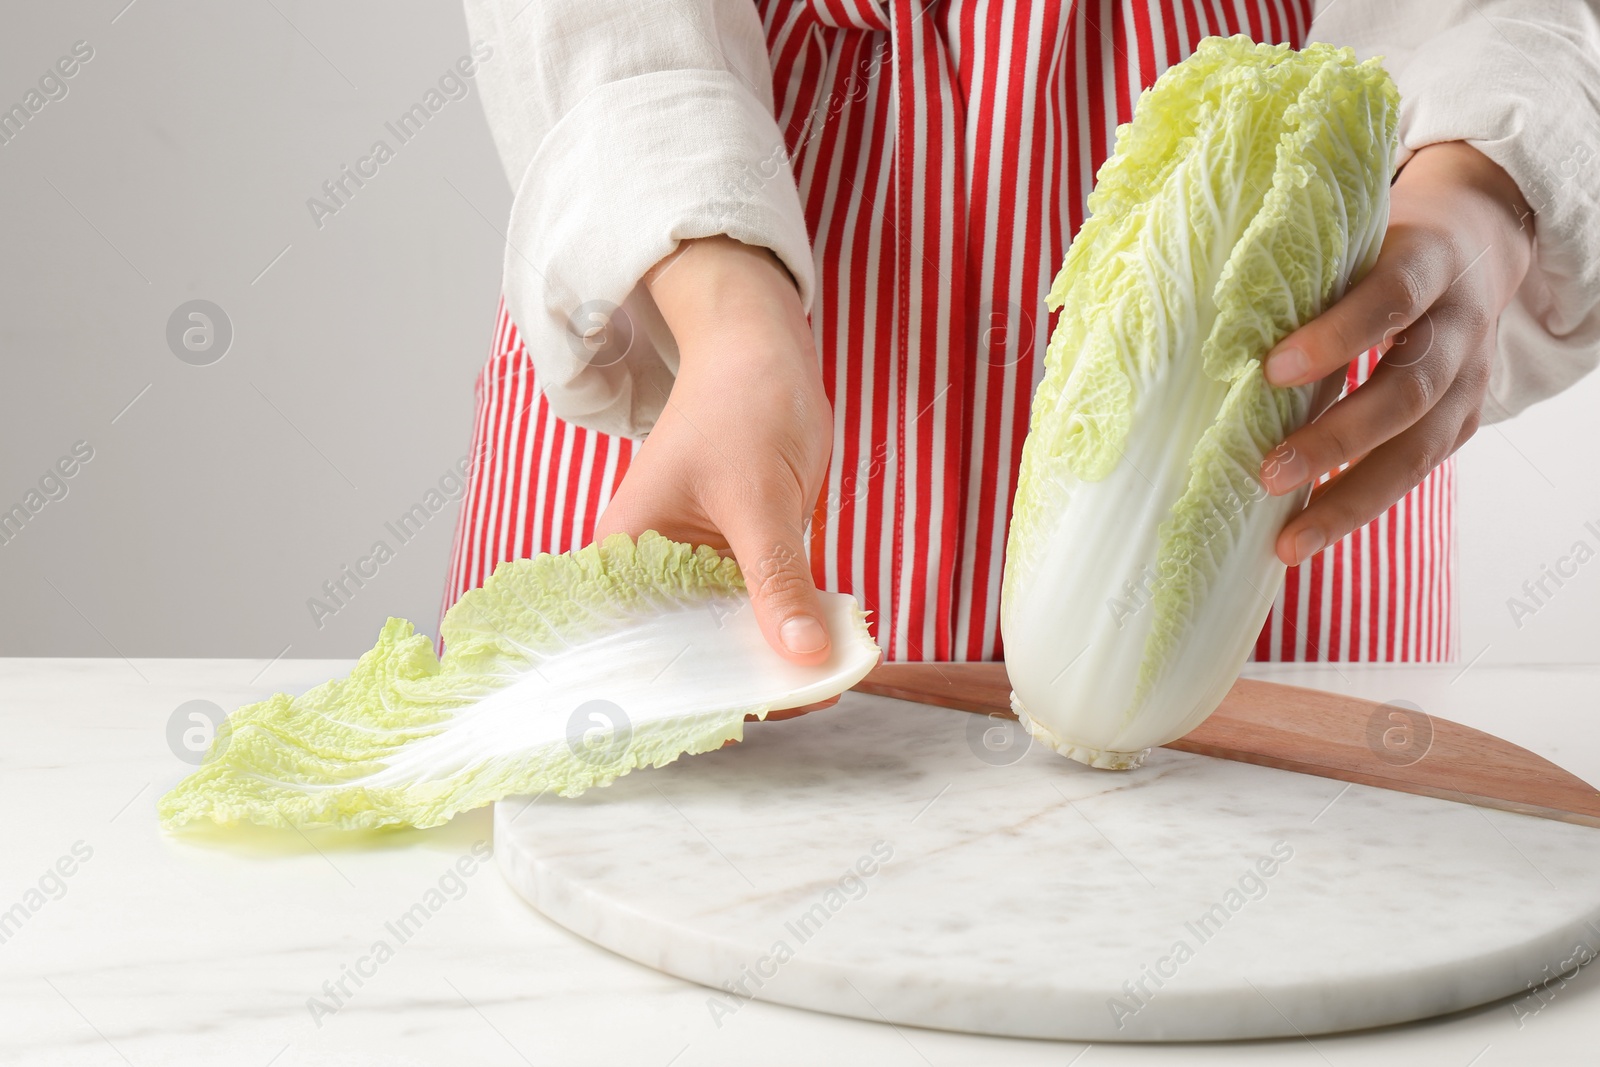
493;691;1600;1041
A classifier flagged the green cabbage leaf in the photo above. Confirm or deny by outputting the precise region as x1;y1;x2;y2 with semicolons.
160;532;880;830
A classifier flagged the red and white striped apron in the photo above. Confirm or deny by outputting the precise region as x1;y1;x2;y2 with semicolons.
442;0;1457;663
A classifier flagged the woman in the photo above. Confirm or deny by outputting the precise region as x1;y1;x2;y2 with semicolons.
444;0;1600;667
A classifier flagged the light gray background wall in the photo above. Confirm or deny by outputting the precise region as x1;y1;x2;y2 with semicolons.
3;1;506;661
3;1;1597;664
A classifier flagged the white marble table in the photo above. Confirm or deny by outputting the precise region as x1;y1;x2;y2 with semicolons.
493;690;1600;1041
2;657;1598;1065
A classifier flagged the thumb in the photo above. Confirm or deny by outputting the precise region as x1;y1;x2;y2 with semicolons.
724;510;830;666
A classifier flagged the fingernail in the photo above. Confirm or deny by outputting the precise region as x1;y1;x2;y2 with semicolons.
1262;447;1308;493
1293;528;1326;564
1266;347;1310;386
781;616;828;655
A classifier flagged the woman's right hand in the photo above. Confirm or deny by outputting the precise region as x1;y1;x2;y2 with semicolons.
593;236;837;673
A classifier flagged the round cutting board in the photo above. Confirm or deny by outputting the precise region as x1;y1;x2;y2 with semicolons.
493;692;1600;1041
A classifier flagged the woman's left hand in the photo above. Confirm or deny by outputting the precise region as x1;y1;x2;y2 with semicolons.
1259;140;1535;567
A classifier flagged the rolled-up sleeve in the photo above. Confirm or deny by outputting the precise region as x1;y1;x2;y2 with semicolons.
464;0;814;438
1310;0;1600;423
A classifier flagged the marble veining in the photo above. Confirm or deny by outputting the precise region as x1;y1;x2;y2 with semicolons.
495;693;1600;1041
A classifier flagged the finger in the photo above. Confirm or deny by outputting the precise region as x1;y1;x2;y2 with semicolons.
1273;384;1475;566
722;504;831;666
1263;225;1453;388
1260;310;1465;495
